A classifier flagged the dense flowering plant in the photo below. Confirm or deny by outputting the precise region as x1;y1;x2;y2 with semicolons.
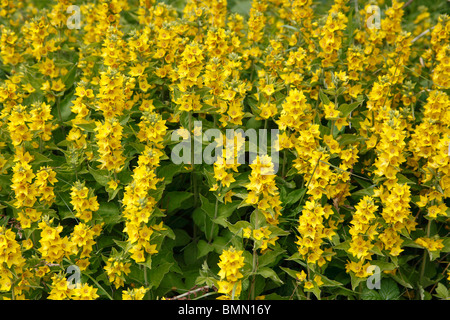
0;0;449;300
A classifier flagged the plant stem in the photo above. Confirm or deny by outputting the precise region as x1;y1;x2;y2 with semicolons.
57;95;65;136
144;264;148;287
208;196;219;243
189;111;199;207
306;263;311;300
249;243;258;300
419;219;431;298
248;211;259;300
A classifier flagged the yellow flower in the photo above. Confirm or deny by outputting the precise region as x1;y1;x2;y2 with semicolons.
296;270;307;282
304;281;314;290
243;227;252;238
108;180;119;191
22;239;33;250
335;117;348;131
314;275;324;287
122;287;148;300
51;79;66;92
262;84;275;96
252;228;264;241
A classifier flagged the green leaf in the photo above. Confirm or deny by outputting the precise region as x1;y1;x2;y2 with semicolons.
305;284;321;300
30;152;53;166
319;89;331;105
218;201;239;219
283;188;306;205
258;248;285;268
379;278;401;300
226;220;251;236
316;274;343;287
199;194;215;219
62;64;78;89
165;191;193;214
361;287;382;300
280;266;301;281
402;238;424;249
337;134;366;146
369;260;396;272
281;25;300;32
434;283;449;299
89;166;110;186
193;208;218;239
107;186;121;202
58;90;75;121
138;255;152;270
351;186;375;198
211;236;228;253
157;163;185;185
77;122;97;133
183;241;199;266
390;273;413;290
173;229;191;247
441;238;450;253
197;240;214;258
257;267;283;285
113;239;132;252
333;239;350;251
397;173;416;185
98;202;122;225
350;272;366;291
250;209;266;229
148;261;173;289
338;100;363;118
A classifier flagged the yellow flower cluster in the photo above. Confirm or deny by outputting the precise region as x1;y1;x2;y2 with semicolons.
48;274;99;300
243;226;278;253
296;270;324;292
296;200;334;266
94;118;126;172
70;181;99;222
318;0;348;68
104;257;132;289
430;16;450;89
70;222;103;260
348;196;378;262
122;104;167;264
11;148;36;209
0;0;449;301
246;155;282;225
0;227;26;292
122;286;148;300
38;220;70;264
212;133;241;190
415;237;445;252
217;246;245;299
